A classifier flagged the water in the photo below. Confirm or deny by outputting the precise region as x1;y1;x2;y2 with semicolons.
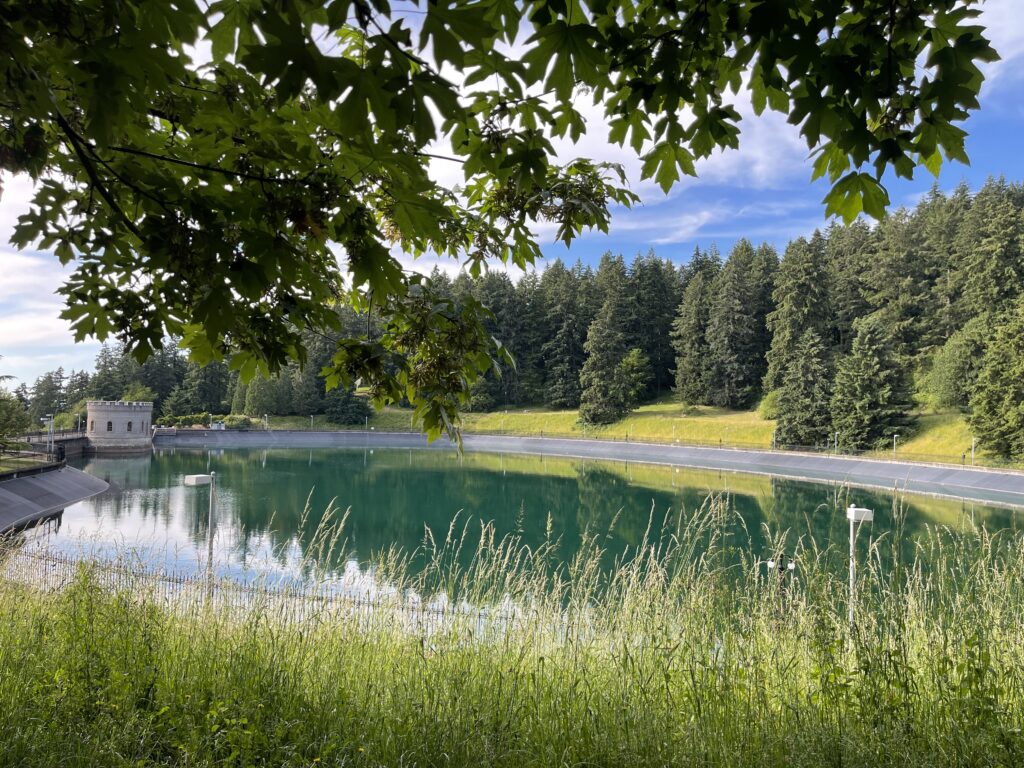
21;447;1022;583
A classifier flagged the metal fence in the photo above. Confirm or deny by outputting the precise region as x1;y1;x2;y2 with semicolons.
0;547;522;636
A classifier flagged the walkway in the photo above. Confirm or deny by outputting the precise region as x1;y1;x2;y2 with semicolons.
154;430;1024;509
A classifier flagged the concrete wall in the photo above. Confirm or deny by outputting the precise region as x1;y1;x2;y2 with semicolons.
86;401;154;453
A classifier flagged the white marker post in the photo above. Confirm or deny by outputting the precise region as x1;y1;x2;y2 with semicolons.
185;472;217;601
846;504;873;629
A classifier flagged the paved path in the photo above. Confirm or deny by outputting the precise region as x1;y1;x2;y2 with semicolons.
154;431;1024;509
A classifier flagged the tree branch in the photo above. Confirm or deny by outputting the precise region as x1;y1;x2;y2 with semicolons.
54;113;144;240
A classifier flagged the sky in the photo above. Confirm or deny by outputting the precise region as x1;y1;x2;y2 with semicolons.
2;1;1024;387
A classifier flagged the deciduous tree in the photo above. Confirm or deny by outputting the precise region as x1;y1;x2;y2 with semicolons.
1;0;995;437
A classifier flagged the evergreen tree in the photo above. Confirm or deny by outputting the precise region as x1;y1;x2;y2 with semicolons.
705;240;770;408
540;261;589;408
163;362;231;416
64;370;92;406
513;271;548;403
88;343;139;400
579;257;635;424
764;236;830;391
230;379;248;415
925;316;990;410
864;210;941;361
775;329;833;447
951;178;1024;325
825;221;874;353
138;346;186;411
672;247;720;404
324;386;372;425
624;252;678;392
968;299;1024;458
468;272;521;410
831;316;914;450
28;367;66;423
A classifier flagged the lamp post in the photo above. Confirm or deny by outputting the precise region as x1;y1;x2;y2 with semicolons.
846;504;874;628
971;437;977;466
185;472;217;601
892;433;899;457
310;414;314;430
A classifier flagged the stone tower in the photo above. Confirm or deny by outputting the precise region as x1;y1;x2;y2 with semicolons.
86;400;154;453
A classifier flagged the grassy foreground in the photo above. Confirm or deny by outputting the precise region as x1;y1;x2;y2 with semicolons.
2;504;1024;767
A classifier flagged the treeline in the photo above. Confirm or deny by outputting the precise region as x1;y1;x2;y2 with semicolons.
6;307;374;433
431;177;1024;456
7;178;1024;457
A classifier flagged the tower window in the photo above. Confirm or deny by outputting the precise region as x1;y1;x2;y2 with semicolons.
107;421;113;432
127;421;133;433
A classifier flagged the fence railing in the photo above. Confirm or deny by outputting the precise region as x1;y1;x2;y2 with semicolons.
0;547;522;636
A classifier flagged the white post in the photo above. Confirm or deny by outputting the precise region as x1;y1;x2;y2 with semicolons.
310;414;314;430
893;433;898;457
846;505;873;629
207;471;216;599
848;514;855;627
971;438;977;466
834;431;839;453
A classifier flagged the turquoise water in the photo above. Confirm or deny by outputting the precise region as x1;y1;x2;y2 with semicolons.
26;447;1020;582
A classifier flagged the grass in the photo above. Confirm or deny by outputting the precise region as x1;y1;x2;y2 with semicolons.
872;410;1024;470
460;399;775;447
2;500;1024;767
0;451;51;474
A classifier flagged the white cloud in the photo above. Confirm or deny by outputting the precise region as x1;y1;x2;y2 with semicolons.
979;0;1024;86
0;172;37;245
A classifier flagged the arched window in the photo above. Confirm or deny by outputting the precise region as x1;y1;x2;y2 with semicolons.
106;421;113;432
89;420;94;432
127;421;133;433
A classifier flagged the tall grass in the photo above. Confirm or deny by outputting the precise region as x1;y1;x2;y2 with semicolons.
1;497;1023;766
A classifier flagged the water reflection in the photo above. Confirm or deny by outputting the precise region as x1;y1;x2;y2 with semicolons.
31;448;1020;581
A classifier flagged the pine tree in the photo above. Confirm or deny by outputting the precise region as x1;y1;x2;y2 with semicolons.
831;315;914;450
775;329;833;447
324;386;372;425
764;236;830;391
968;299;1024;458
952;178;1024;325
513;271;547;403
825;221;874;353
705;240;771;408
579;257;635;424
540;260;590;408
623;252;678;393
672;247;720;404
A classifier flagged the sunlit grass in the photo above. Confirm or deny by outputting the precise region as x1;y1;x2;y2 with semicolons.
2;499;1023;766
459;400;776;447
872;410;1023;469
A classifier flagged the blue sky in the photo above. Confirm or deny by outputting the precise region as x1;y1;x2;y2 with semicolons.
2;1;1023;387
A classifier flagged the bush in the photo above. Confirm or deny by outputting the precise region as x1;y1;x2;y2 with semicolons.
757;389;780;420
156;412;212;428
222;415;259;430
